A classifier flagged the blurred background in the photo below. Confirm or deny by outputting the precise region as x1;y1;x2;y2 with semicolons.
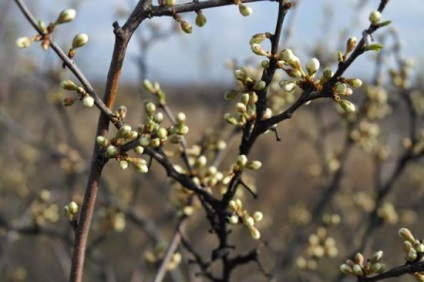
1;0;424;281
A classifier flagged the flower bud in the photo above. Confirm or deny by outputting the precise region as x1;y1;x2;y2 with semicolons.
68;201;79;215
119;160;129;170
335;82;347;94
96;136;109;147
253;211;263;222
150;138;161;148
134;163;149;173
245;216;255;226
371;250;383;263
195;11;207;27
56;9;77;25
106;145;119;157
237;154;248;167
228;214;239;224
238;4;253;17
323;67;333;79
117;125;132;138
254;80;266;91
180;21;192;34
176;112;186;123
234;69;246;81
249;33;266;45
165;0;175;6
338;99;356;113
346;37;357;54
249;226;261;240
82;96;95;108
16;37;32;48
72;33;88;49
261;60;270;69
279;49;294;61
134;146;144;154
279;80;296;92
145;102;156;115
225;90;241;100
346;78;363;88
247;160;262;170
305;58;320;76
339;264;353;274
399;228;415;242
352;264;364;276
251;43;267;56
60;80;78;91
285;68;302;78
369;10;381;24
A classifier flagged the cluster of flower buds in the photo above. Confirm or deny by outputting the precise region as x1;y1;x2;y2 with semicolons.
63;201;79;223
297;226;338;270
60;80;95;108
340;251;385;277
16;9;78;50
145;247;182;270
399;228;424;263
228;198;263;240
350;120;380;152
31;190;60;226
224;67;273;126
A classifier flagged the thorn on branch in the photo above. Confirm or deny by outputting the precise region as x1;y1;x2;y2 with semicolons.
239;179;258;199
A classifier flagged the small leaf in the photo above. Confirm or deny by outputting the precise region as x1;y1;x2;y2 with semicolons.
366;43;384;52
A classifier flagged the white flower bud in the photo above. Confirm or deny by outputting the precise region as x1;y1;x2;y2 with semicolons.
106;145;118;157
305;58;320;76
119;160;129;170
16;37;32;48
56;9;77;24
68;201;79;215
237;154;248;167
369;10;381;24
82;96;94;108
251;43;267;56
249;226;261;240
338;99;356;113
253;211;263;222
72;33;88;49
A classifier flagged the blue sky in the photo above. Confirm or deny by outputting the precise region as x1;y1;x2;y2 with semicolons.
14;0;424;84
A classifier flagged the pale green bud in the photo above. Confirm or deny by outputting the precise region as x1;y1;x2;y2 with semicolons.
165;0;175;6
16;36;32;48
238;4;253;17
56;9;77;24
285;68;302;78
370;262;383;274
150;138;161;148
338;99;356;113
245;216;255;226
106;145;118;157
339;264;353;274
399;228;415;242
247;160;262;170
335;82;347;94
228;214;239;224
154;112;164;123
279;49;294;61
60;80;78;91
134;163;149;173
369;10;381;24
224;113;238;125
176;112;186;123
323;67;333;79
72;33;88;49
253;211;263;222
96;136;109;147
82;96;95;108
234;69;246;81
195;11;207;27
371;250;383;263
346;37;357;54
178;125;189;135
261;60;270;69
180;21;192;34
249;33;266;45
143;79;155;93
237;154;248;167
346;78;363;88
352;264;364;276
157;127;168;139
38;20;48;34
249;226;261;240
254;80;266;91
134;146;144;154
305;58;320;76
68;201;79;215
117;125;132;138
407;249;417;261
145;102;156;115
279;80;296;92
236;102;247;113
251;43;267;56
119;160;129;170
